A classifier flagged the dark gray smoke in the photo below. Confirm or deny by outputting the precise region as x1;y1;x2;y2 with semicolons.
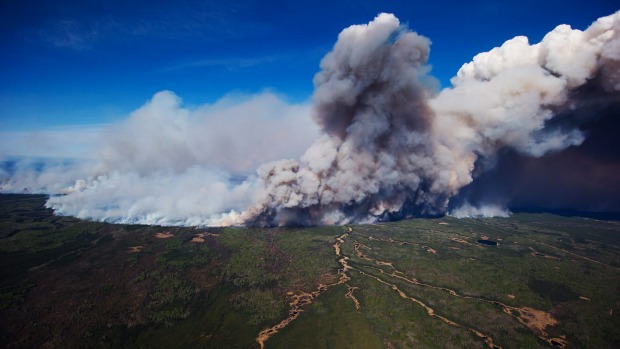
239;11;620;225
241;13;457;225
449;102;620;215
4;11;619;226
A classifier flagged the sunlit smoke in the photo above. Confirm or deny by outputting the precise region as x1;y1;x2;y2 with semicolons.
240;11;620;226
449;203;511;219
2;11;619;226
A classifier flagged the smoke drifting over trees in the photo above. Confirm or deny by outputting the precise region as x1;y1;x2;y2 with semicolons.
3;11;620;226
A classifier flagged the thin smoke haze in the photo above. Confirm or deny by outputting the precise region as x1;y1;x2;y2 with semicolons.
2;11;619;225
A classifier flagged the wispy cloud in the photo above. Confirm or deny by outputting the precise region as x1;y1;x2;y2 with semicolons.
33;1;265;51
38;19;102;50
162;45;329;73
162;55;279;72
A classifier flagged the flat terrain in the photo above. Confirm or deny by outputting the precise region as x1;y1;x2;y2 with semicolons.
1;194;619;348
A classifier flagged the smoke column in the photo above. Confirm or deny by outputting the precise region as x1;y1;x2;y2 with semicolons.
238;11;620;225
4;11;620;226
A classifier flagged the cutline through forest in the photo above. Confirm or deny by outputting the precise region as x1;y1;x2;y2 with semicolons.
255;225;572;349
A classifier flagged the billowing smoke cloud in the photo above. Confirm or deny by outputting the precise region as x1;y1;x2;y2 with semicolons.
236;13;473;225
238;11;620;224
98;91;317;175
3;11;619;225
1;92;318;225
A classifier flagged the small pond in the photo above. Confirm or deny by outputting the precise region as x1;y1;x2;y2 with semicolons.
477;239;497;246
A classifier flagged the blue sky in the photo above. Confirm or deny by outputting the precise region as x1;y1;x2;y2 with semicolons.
1;0;617;131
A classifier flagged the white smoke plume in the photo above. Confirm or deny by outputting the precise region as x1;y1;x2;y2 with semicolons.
97;91;317;175
449;203;511;219
239;11;620;226
48;168;258;226
0;158;95;194
2;92;318;226
3;11;619;226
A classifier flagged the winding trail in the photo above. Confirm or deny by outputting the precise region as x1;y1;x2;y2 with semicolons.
355;233;568;347
256;228;357;349
345;286;361;310
354;267;500;349
352;235;501;348
465;218;619;272
528;246;561;260
537;241;620;271
256;226;568;349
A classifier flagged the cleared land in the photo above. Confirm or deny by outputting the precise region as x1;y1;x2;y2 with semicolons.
1;194;619;348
